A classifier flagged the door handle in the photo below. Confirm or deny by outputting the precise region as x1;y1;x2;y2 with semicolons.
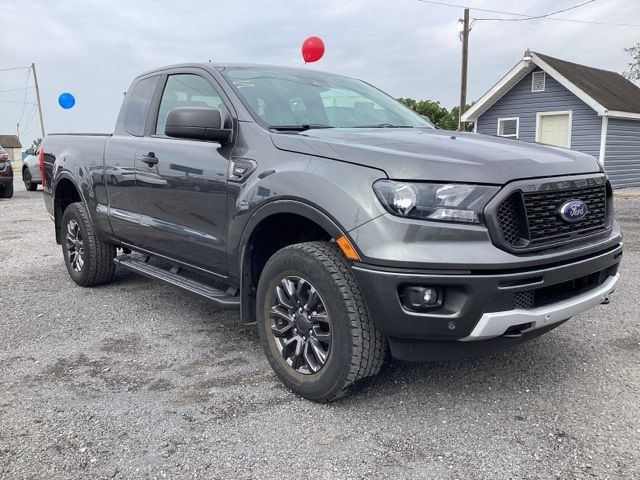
140;152;158;166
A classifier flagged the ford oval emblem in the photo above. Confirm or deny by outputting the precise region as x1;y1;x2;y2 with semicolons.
559;199;589;223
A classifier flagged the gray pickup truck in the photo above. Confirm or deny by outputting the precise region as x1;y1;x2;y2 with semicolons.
41;63;622;401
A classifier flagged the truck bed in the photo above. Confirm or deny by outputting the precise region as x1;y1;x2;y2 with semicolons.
41;133;113;219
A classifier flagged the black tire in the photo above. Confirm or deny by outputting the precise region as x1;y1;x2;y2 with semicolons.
0;183;13;198
256;241;385;402
61;202;116;287
23;168;38;191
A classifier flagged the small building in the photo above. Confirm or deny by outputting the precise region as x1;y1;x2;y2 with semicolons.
461;51;640;188
0;135;23;164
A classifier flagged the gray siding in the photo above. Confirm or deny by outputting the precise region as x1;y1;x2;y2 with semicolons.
476;69;602;158
605;118;640;188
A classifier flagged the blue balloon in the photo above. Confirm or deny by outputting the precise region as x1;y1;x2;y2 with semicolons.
58;92;76;109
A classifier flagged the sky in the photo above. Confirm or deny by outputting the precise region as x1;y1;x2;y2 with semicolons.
1;0;639;148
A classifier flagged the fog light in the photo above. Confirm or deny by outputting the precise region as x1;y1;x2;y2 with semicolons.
401;286;442;311
423;288;436;304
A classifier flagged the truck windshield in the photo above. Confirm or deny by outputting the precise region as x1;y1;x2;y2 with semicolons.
221;67;434;130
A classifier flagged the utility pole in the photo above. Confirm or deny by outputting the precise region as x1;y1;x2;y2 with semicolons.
458;8;470;131
31;63;45;138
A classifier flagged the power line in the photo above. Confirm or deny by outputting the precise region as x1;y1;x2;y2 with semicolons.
1;63;45;139
0;86;35;93
21;107;37;133
417;0;583;16
20;106;39;138
417;0;531;15
19;106;36;135
17;67;32;126
474;0;595;22
416;0;640;27
0;66;30;73
0;99;36;104
541;16;640;27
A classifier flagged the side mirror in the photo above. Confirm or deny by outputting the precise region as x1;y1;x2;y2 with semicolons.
165;107;231;143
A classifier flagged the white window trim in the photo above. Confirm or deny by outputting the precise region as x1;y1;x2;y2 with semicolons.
532;71;546;92
535;110;573;148
605;110;640;120
497;117;519;138
599;115;608;165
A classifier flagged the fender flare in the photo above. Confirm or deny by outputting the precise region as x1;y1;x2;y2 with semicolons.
238;198;347;255
52;171;92;242
237;199;351;324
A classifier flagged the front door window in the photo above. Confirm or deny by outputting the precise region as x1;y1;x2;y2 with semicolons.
156;74;227;135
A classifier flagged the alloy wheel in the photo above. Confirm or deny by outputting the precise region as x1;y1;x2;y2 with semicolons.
269;276;332;374
65;219;85;272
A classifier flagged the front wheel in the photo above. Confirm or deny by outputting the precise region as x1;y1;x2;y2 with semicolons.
256;242;385;402
61;202;116;286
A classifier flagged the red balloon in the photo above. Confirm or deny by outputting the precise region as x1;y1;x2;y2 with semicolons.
301;36;325;63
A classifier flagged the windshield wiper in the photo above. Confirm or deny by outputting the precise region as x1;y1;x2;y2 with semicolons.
269;124;333;132
353;124;414;128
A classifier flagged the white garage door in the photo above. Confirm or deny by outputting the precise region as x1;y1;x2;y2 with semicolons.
537;112;571;148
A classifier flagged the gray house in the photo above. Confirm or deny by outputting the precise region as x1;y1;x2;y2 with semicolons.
461;51;640;188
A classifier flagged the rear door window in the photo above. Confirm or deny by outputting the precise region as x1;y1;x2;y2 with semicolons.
123;75;160;137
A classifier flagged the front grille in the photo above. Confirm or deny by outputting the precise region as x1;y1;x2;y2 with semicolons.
495;181;608;250
524;185;607;246
514;290;534;309
496;194;528;248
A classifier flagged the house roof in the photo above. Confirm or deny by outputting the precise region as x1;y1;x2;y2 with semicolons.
461;52;640;122
535;53;640;114
0;135;22;149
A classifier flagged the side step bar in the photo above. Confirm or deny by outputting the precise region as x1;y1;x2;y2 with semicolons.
114;255;240;309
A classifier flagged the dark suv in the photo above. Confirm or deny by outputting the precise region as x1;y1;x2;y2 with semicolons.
0;146;14;198
41;64;622;401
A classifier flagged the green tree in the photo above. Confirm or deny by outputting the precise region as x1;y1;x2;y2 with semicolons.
25;137;42;155
623;42;640;82
397;98;473;131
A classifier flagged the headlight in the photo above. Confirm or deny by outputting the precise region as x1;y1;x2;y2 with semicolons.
373;180;499;223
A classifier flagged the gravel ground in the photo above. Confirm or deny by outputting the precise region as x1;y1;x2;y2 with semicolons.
1;176;639;480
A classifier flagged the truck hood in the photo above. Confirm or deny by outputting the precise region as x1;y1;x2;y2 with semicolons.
271;128;602;184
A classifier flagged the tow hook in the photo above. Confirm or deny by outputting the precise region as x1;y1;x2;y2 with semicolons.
501;322;533;339
601;294;610;305
501;331;523;339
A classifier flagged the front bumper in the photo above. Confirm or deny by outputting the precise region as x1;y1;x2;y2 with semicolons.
351;242;622;354
462;273;618;341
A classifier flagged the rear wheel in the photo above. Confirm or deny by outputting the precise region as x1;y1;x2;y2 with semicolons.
23;168;37;191
61;202;116;286
0;183;13;198
256;241;385;402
